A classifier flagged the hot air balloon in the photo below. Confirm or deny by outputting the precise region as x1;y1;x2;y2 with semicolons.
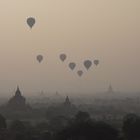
77;70;83;77
60;54;67;62
94;60;99;66
37;55;43;63
27;17;36;29
84;60;92;70
69;62;76;70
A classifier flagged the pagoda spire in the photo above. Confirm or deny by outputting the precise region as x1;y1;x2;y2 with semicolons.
108;84;114;93
64;96;71;106
15;86;21;96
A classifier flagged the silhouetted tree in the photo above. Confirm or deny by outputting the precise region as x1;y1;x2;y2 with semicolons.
49;116;69;132
35;122;49;132
123;113;140;140
39;131;52;140
56;121;119;140
93;121;119;140
75;111;91;123
10;120;25;132
55;111;119;140
0;114;6;129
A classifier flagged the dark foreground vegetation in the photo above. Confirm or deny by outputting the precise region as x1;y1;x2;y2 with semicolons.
0;112;140;140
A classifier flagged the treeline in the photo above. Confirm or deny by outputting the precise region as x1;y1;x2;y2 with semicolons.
0;112;140;140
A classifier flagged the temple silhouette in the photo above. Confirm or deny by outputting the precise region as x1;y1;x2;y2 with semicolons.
107;84;114;94
64;96;71;106
7;86;30;111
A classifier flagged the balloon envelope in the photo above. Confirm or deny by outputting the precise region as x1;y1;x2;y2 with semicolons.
27;17;35;28
94;60;99;66
60;54;67;62
77;70;83;77
37;55;43;63
84;60;92;70
69;62;76;70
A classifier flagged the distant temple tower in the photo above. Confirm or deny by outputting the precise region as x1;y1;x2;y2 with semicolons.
7;86;29;110
64;96;71;106
108;84;114;94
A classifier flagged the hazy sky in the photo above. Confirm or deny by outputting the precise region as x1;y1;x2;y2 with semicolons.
0;0;139;96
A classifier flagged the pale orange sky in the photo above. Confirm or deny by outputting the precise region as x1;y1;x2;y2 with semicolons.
0;0;139;96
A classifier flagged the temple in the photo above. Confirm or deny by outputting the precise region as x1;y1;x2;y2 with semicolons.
107;84;114;94
64;96;71;106
7;86;30;111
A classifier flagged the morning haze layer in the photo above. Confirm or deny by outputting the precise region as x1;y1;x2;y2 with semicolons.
0;0;139;95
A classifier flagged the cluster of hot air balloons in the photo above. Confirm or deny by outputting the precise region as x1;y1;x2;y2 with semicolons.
36;53;100;77
59;54;99;77
26;17;100;77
